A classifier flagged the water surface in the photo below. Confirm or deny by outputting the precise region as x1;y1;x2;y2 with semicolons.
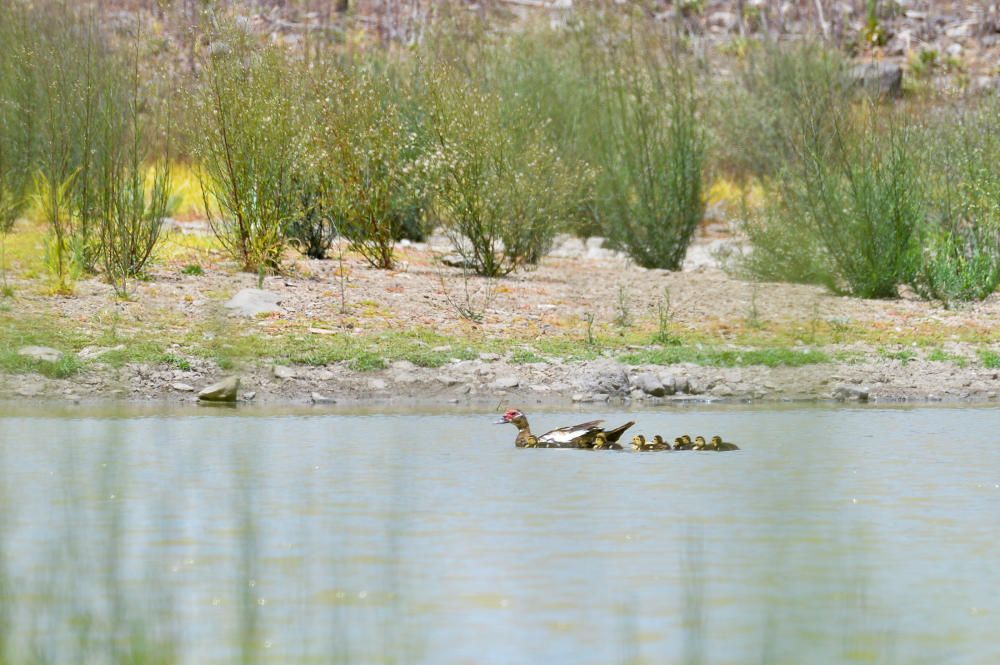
1;404;998;664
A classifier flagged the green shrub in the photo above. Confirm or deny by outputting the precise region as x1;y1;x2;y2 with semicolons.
192;23;304;272
425;68;588;277
312;67;427;269
0;3;34;290
96;38;172;298
712;42;849;183
586;20;705;269
746;108;923;298
911;106;1000;304
286;171;339;260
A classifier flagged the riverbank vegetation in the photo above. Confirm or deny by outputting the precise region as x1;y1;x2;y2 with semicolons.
4;0;1000;382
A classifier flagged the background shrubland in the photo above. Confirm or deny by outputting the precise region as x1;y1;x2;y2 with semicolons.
1;0;1000;303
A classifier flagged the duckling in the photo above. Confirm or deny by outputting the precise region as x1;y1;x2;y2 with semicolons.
710;435;740;451
692;436;709;450
674;434;694;451
674;436;686;449
632;434;670;452
592;432;623;450
650;435;671;450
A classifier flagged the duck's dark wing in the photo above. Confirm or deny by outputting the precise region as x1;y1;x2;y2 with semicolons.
603;421;635;443
538;419;604;445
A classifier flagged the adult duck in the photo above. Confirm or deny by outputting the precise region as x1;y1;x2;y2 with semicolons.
495;409;634;449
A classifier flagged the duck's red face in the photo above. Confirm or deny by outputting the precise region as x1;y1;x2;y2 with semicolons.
495;409;523;424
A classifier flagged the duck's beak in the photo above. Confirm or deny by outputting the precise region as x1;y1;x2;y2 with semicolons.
494;417;509;424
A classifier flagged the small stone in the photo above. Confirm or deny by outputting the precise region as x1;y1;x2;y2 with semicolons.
686;379;705;395
673;376;690;394
78;344;126;360
273;365;296;380
833;384;870;402
198;376;240;402
18;346;63;363
242;391;257;402
572;393;586;402
850;62;903;98
224;289;282;317
369;378;388;391
171;382;195;392
437;375;459;386
479;353;501;362
310;392;336;405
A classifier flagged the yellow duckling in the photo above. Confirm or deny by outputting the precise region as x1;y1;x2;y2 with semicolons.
592;432;623;450
710;435;740;451
631;434;647;451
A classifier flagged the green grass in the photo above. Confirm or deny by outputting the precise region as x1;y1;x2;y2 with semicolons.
927;348;968;367
880;348;917;363
619;346;830;368
979;349;1000;369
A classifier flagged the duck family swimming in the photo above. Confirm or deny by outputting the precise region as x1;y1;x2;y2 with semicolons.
496;409;739;451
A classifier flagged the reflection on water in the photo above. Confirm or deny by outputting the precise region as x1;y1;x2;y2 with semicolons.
1;405;999;664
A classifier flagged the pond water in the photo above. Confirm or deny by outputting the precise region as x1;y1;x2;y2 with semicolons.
0;403;999;664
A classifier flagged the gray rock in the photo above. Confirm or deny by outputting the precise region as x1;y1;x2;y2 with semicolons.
310;392;337;405
242;391;257;402
672;376;690;394
833;384;870;402
711;383;735;397
850;63;903;98
16;381;44;397
273;365;296;380
479;353;501;362
571;393;587;402
634;372;666;397
686;379;705;395
440;254;476;269
369;378;389;391
171;382;195;392
78;344;126;360
224;288;282;317
198;376;240;402
655;373;678;395
494;374;520;389
18;346;63;363
578;361;630;397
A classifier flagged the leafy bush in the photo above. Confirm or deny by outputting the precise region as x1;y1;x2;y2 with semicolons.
425;68;588;277
312;67;427;269
192;23;304;272
745;105;923;298
911;106;1000;304
95;40;172;298
285;170;338;260
583;19;705;270
712;42;850;184
0;3;35;289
